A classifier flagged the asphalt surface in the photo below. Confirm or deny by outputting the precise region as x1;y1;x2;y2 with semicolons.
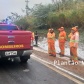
0;57;76;84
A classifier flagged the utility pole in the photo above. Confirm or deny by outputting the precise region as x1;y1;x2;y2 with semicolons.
25;0;30;16
52;0;55;4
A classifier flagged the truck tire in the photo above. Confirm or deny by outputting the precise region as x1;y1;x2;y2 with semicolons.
20;56;29;63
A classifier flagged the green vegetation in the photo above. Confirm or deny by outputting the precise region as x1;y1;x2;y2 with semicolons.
14;0;84;29
14;0;84;42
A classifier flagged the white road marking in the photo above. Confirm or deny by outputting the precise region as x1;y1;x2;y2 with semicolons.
31;54;84;84
33;47;47;53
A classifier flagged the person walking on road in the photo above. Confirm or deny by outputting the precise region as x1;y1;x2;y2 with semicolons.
35;31;38;46
47;28;56;57
58;27;66;57
68;27;79;63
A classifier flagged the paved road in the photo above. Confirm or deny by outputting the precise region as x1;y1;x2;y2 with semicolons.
0;58;76;84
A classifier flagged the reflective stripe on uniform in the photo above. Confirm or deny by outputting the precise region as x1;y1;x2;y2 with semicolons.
70;40;79;42
49;49;56;52
70;40;75;42
48;38;55;40
59;37;65;39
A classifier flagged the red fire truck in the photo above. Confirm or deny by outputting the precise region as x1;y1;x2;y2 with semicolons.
0;23;33;63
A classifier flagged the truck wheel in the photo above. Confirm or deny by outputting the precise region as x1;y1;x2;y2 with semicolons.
20;56;29;63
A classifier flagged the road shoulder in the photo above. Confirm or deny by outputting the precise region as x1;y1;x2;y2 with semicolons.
33;47;84;79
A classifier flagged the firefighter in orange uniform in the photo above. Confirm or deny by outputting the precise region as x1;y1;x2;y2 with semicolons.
58;27;66;57
32;32;35;41
31;32;35;46
47;28;51;54
47;28;56;57
69;27;79;63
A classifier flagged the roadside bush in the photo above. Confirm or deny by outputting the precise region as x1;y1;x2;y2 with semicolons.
14;17;30;30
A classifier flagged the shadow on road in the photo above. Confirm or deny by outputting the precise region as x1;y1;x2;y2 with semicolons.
0;58;29;70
